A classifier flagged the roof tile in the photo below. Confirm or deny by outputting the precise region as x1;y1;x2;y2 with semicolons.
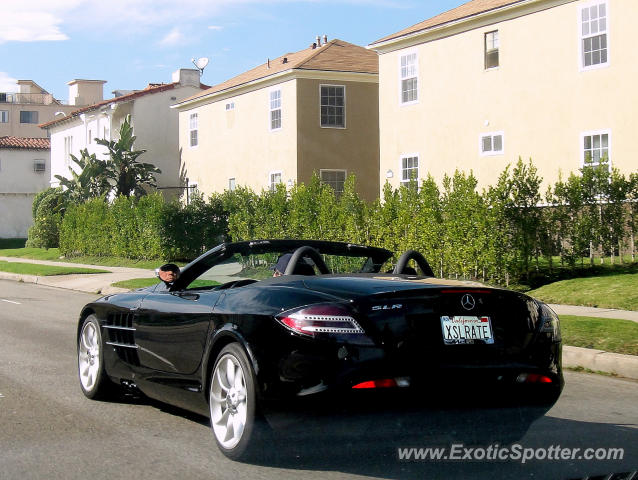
370;0;524;45
0;136;50;150
179;39;378;104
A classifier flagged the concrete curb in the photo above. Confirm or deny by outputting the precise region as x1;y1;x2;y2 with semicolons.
563;346;638;380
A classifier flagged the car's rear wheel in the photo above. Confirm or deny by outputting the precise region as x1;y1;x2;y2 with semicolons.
209;343;264;460
78;315;115;399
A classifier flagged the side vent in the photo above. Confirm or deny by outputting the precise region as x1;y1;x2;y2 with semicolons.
105;312;140;366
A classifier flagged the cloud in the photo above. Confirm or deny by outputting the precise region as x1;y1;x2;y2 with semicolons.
0;11;69;44
0;72;19;92
0;0;408;44
158;27;187;47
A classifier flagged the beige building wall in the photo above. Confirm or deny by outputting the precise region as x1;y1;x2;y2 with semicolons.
377;0;636;195
0;148;50;237
179;78;298;196
296;78;379;202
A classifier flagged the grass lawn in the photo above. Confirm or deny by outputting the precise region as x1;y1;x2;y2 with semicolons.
0;260;108;276
0;247;175;270
112;278;221;290
560;315;638;356
528;273;638;311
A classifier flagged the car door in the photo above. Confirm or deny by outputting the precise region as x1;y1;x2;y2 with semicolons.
135;288;221;374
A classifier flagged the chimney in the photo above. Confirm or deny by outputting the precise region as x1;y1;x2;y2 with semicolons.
172;69;200;87
67;79;106;106
282;57;288;64
323;35;328;44
316;35;321;47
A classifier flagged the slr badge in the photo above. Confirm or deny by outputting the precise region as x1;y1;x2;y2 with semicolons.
461;294;476;311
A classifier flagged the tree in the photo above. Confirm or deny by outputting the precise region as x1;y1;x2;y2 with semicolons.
96;115;161;197
54;148;111;203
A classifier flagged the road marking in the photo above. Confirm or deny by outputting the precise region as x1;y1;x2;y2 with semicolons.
1;299;21;305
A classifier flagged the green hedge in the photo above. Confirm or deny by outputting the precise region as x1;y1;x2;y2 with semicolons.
60;193;227;261
57;159;638;287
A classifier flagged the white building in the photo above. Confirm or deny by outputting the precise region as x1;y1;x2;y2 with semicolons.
0;136;50;238
43;69;207;198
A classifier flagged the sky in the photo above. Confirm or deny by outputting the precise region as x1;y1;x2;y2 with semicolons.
1;0;468;103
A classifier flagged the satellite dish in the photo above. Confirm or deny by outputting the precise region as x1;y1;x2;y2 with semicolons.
191;57;209;75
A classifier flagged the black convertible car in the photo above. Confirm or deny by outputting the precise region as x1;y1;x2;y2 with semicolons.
77;240;563;459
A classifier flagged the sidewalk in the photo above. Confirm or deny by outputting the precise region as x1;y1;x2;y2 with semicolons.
1;255;636;379
0;256;155;295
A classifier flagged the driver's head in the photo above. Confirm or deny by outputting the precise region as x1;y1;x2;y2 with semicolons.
158;263;180;283
272;253;293;277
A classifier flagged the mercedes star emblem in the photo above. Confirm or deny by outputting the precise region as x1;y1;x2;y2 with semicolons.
461;294;476;311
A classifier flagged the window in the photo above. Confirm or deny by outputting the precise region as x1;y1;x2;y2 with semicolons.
320;85;345;128
0;110;8;123
228;178;236;191
189;113;198;147
400;52;418;104
270;89;281;130
269;171;282;191
226;102;235;111
320;169;346;194
485;31;499;69
34;159;46;173
582;131;610;169
581;2;608;69
400;155;419;187
20;111;38;124
64;136;73;167
480;132;504;156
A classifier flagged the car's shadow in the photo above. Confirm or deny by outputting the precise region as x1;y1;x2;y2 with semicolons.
106;390;636;480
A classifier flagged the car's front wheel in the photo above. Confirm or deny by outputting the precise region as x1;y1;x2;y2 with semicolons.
78;314;115;399
209;343;264;460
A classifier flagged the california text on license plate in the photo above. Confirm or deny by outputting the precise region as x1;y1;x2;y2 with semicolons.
440;316;494;345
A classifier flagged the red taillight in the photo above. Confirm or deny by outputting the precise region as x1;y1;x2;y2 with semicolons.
352;379;397;389
516;373;553;384
277;304;364;337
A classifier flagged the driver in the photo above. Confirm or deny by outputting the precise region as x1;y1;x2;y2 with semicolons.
156;263;180;289
272;253;315;276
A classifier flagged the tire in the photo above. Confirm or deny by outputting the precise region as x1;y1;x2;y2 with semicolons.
77;314;115;400
209;343;266;461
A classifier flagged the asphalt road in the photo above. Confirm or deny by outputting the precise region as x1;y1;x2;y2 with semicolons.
1;280;636;480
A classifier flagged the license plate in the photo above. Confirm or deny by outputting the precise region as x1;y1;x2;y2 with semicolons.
440;315;494;345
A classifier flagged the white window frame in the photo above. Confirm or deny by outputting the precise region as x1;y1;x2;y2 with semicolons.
228;178;236;191
399;50;419;106
319;169;347;194
269;89;282;131
189;113;198;148
64;135;73;168
579;0;609;71
484;30;499;70
269;170;282;191
319;84;346;129
581;129;611;170
225;102;235;111
399;154;420;187
479;131;505;156
0;110;8;123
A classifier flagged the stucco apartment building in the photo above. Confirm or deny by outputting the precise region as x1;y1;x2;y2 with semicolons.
43;69;207;198
0;137;50;237
173;38;380;202
0;78;102;238
0;79;103;139
369;0;635;195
